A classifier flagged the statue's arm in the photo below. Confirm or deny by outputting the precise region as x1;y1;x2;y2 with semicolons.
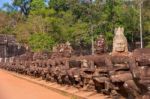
128;56;140;79
105;55;114;75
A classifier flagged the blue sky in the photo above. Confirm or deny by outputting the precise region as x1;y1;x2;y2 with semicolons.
0;0;12;8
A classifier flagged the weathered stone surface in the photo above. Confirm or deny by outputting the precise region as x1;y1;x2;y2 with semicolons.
112;27;129;56
0;34;26;58
1;31;150;99
94;35;106;54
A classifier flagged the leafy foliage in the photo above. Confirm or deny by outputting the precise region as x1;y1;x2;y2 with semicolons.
29;33;55;52
0;0;149;52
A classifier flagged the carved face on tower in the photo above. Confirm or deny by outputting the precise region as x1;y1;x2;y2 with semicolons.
112;27;128;54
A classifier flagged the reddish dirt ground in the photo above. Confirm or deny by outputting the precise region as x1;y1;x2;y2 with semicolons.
0;70;69;99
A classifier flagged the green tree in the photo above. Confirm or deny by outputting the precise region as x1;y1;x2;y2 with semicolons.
30;0;46;15
49;0;69;11
143;0;150;47
1;0;149;51
28;33;55;52
12;0;32;16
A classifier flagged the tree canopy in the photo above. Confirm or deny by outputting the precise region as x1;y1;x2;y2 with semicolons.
0;0;149;52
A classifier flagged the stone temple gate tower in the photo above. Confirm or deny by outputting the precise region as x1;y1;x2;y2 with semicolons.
0;34;26;58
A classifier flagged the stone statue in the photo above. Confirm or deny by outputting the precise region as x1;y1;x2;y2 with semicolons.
108;27;141;98
94;34;106;54
51;42;73;58
131;48;150;99
112;27;129;56
64;41;73;54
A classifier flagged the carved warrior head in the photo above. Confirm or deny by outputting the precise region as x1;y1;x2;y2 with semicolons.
66;41;71;46
112;27;128;54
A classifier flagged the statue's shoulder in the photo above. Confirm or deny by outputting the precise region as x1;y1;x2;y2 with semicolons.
128;52;133;57
103;53;112;60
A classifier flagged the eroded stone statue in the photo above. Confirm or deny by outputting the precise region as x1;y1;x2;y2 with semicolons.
131;48;150;99
112;27;129;56
108;27;140;98
94;34;106;54
51;42;73;58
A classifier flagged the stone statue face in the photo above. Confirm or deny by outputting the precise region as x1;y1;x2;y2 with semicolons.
114;39;126;52
112;27;129;54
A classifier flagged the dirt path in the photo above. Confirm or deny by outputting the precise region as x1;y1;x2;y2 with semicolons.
0;70;69;99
